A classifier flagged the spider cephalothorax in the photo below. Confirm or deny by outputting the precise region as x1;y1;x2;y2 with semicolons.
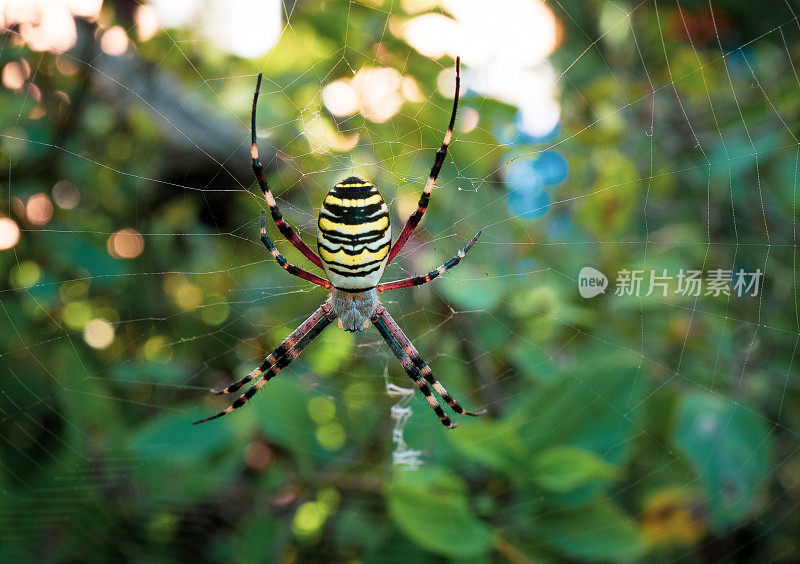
195;58;486;429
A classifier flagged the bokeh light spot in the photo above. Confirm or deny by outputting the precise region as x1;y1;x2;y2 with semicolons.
302;114;360;153
344;381;371;412
400;76;423;102
0;217;21;250
9;2;84;52
52;180;80;209
164;274;203;310
322;80;359;117
308;397;336;424
26;193;53;226
402;13;459;59
200;298;230;325
2;61;27;90
29;105;46;120
323;67;421;124
353;67;403;123
151;0;281;58
108;228;145;259
316;422;346;450
395;191;419;221
56;56;78;76
176;284;202;310
100;26;129;56
309;328;354;374
83;318;115;349
10;261;41;287
642;488;706;547
63;301;92;330
317;488;341;511
292;501;327;539
534;151;569;186
459;107;480;134
143;335;172;361
405;0;561;140
135;5;161;41
69;0;104;18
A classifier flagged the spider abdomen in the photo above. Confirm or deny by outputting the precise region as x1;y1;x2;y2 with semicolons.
317;177;391;290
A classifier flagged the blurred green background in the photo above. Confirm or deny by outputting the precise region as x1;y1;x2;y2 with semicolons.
2;0;799;561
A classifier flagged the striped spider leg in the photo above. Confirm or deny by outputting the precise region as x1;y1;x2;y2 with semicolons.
371;305;486;428
252;73;324;270
259;210;331;289
193;302;336;424
377;230;481;292
386;56;461;264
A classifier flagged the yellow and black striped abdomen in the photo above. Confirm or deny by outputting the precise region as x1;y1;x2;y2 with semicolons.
317;176;391;291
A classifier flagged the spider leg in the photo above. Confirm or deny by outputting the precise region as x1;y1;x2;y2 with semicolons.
373;305;486;419
252;73;324;270
386;57;461;265
260;211;331;289
377;230;481;292
211;300;334;395
372;311;455;428
194;302;336;424
372;305;485;428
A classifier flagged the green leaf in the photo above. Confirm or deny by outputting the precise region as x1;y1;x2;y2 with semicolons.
387;469;492;559
130;409;234;462
673;392;773;529
335;503;388;551
531;446;618;493
128;410;242;501
447;418;526;475
251;380;318;473
533;498;645;561
517;347;647;465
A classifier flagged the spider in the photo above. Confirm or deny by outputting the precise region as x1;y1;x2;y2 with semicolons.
194;57;486;429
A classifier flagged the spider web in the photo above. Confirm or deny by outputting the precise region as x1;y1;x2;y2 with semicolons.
1;0;800;560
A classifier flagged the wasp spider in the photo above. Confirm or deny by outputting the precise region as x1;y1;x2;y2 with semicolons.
195;58;485;428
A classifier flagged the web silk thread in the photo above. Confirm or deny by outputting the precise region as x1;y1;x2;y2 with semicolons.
384;375;423;470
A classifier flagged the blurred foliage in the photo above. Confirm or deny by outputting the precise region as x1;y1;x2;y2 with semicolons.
2;0;800;562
